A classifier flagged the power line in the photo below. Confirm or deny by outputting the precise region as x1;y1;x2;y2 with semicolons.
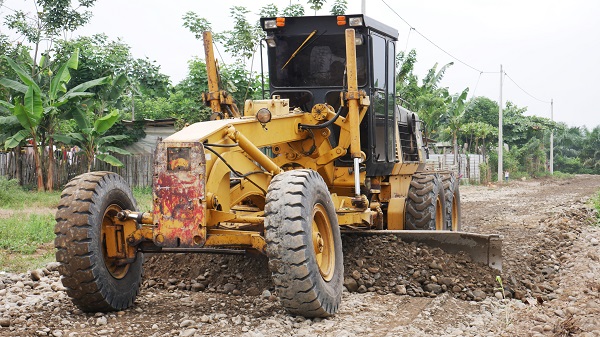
402;27;413;55
379;0;552;108
0;4;18;12
380;0;485;73
504;72;551;104
469;72;482;99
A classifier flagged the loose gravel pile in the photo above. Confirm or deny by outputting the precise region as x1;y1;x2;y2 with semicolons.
108;198;600;313
499;201;597;301
144;234;500;303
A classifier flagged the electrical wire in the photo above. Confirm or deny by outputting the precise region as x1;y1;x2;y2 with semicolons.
203;144;267;194
243;43;262;103
380;0;484;73
403;27;414;55
379;0;553;109
213;42;226;67
469;72;482;100
0;4;20;13
298;105;345;130
504;72;551;104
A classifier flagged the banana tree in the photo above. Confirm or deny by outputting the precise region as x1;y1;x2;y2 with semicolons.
0;114;25;184
0;50;110;190
444;88;469;164
0;63;45;191
411;62;454;137
53;110;130;173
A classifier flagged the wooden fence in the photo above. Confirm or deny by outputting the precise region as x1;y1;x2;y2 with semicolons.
1;150;487;189
0;152;155;188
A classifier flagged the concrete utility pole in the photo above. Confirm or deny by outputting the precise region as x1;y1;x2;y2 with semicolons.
498;65;503;183
550;99;554;175
362;0;366;15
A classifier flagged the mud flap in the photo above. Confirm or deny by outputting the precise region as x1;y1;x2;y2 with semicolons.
341;230;502;271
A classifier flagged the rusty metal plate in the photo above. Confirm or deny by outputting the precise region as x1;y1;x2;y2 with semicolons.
153;142;206;248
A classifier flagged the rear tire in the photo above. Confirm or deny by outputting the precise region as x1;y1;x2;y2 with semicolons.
264;169;343;317
441;173;461;231
54;171;143;312
404;173;445;230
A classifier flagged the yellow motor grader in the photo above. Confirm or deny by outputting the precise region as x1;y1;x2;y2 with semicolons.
55;14;501;317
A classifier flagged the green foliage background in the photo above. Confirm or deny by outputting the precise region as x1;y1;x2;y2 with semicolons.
1;0;599;190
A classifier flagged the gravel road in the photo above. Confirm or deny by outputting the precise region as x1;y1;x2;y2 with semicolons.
1;175;599;336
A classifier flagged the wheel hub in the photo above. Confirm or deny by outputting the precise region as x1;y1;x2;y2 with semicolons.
315;233;324;253
101;204;131;279
312;203;335;282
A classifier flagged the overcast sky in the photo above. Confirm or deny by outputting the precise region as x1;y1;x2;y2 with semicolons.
2;0;599;129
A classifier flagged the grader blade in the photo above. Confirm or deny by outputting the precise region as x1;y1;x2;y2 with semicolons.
342;230;502;271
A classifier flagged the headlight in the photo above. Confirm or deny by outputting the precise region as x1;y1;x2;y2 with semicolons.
355;35;364;45
349;17;364;27
256;108;272;124
264;19;277;29
265;35;276;47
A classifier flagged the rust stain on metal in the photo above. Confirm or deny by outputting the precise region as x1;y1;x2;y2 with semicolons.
153;142;206;247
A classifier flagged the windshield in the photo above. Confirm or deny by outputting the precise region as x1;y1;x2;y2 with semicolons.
268;33;367;88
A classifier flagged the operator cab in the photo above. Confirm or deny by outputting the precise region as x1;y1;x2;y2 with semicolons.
261;15;421;176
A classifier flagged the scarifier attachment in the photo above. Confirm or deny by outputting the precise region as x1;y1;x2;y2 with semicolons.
153;141;207;248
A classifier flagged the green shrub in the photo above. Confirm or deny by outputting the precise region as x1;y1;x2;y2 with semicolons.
533;171;551;178
553;171;574;179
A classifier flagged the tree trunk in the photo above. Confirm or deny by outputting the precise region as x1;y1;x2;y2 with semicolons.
469;133;473;153
482;139;486;162
15;145;22;186
87;152;93;173
453;132;458;165
46;137;55;191
40;130;47;189
31;137;44;192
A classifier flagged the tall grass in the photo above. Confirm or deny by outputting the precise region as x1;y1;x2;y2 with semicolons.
0;177;61;209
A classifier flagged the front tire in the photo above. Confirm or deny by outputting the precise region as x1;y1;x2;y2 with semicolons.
54;171;143;312
264;169;343;317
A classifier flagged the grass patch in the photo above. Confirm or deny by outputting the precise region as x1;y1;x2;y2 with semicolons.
0;249;55;273
553;171;574;179
0;177;61;209
0;210;56;272
0;212;55;254
133;186;153;211
590;190;600;225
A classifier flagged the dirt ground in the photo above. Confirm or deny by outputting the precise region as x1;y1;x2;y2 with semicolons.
1;174;600;336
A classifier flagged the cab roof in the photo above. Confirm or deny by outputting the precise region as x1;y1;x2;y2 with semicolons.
260;14;398;41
